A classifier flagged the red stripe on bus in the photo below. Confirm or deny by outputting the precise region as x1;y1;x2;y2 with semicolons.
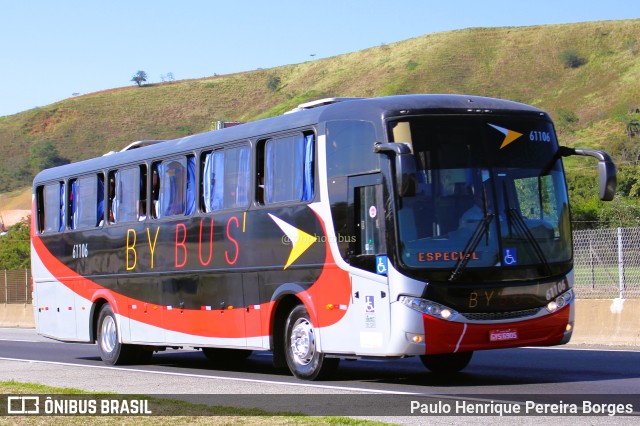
30;208;351;338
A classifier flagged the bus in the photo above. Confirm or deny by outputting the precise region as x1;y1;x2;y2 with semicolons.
31;95;616;380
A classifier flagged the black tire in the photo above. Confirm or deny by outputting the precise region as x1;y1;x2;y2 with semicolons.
202;348;253;363
284;305;338;380
420;351;473;374
96;304;141;365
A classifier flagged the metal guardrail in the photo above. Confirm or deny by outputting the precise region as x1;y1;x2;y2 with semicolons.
3;227;640;304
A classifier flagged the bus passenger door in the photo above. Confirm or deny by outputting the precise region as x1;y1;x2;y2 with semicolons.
348;175;391;354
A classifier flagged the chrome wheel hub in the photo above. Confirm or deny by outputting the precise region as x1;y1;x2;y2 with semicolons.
100;315;117;353
290;318;315;366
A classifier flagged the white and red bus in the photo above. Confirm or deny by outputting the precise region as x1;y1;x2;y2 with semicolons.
31;95;616;380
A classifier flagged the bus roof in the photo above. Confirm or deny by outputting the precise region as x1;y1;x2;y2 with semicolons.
33;94;547;185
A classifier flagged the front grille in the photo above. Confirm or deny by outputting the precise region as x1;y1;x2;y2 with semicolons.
460;307;542;321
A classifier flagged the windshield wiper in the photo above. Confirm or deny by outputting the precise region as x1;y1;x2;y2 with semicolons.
448;213;494;282
506;208;552;276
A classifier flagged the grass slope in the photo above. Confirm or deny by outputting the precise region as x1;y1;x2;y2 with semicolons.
0;19;639;194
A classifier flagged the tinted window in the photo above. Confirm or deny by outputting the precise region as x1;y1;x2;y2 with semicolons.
202;146;250;211
264;134;314;204
69;175;99;229
326;121;377;177
43;183;62;233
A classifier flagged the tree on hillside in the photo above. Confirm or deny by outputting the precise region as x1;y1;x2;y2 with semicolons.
0;216;31;269
131;70;148;87
28;141;69;174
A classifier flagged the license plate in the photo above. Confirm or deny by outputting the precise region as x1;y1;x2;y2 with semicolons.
489;328;518;342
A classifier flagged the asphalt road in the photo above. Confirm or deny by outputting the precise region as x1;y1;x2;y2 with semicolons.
1;328;639;424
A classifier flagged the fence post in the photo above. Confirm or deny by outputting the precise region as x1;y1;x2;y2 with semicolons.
25;268;28;306
4;270;7;305
589;239;595;290
617;228;625;299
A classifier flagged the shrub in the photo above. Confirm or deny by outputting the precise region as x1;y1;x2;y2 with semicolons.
560;49;587;68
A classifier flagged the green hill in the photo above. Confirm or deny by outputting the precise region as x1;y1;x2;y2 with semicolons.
1;19;640;226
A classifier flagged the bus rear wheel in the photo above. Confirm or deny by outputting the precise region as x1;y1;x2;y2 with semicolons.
284;305;338;380
97;304;145;365
420;351;473;374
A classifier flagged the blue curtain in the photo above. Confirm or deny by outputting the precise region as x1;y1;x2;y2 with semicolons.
293;136;304;201
113;171;120;223
236;146;250;207
59;183;65;231
211;152;224;210
302;134;314;201
186;156;196;215
202;154;213;212
96;176;104;226
155;164;164;218
71;180;78;230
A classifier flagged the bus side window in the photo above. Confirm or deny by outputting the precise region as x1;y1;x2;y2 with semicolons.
226;145;250;209
36;186;45;233
201;150;224;212
202;146;249;211
115;167;141;222
159;158;187;217
263;133;314;204
38;183;62;233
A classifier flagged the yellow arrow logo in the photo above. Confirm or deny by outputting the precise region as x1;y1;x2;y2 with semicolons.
269;214;316;270
488;123;523;149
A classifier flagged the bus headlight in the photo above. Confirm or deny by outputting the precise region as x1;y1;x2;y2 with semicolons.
546;289;574;313
399;296;459;321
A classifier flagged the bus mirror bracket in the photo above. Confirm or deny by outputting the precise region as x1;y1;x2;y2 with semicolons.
559;146;617;201
374;142;416;196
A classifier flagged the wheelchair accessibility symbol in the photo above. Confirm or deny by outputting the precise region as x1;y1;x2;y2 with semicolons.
376;255;388;275
503;248;518;266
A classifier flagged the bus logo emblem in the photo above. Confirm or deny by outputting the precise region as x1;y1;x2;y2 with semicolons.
269;214;316;270
488;123;523;149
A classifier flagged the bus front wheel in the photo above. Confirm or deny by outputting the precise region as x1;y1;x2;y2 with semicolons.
97;304;144;365
420;351;473;374
284;305;338;380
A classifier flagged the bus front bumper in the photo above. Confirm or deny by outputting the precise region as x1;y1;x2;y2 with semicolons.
422;305;572;355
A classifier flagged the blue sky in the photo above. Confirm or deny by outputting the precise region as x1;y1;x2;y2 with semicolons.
1;0;638;117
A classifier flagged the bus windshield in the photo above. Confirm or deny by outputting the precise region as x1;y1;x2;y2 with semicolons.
389;116;572;282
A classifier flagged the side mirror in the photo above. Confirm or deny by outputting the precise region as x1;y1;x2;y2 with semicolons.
559;147;617;201
374;143;416;196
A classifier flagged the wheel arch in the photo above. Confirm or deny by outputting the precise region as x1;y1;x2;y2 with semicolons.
89;297;111;343
269;284;310;370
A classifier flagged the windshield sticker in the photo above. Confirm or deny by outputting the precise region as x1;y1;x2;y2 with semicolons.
369;205;377;218
376;255;388;275
488;123;524;149
503;248;518;265
417;252;479;262
365;295;375;313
